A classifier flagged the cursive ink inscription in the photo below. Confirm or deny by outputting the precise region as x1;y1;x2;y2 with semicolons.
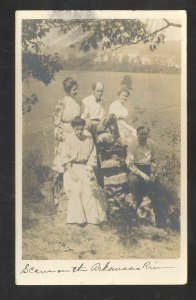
20;261;174;275
91;261;174;272
142;261;175;270
72;263;87;272
91;261;141;271
20;264;70;275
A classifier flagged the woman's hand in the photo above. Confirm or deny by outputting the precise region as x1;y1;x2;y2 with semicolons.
150;174;156;182
85;118;93;130
86;165;93;171
86;166;95;181
142;173;151;183
66;163;79;182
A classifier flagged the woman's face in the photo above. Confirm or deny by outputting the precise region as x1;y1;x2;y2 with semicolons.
69;84;78;98
73;125;84;139
119;91;129;105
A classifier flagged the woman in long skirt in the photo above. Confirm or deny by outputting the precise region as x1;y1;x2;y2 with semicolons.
61;116;108;225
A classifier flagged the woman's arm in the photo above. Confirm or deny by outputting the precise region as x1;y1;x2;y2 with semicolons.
87;139;97;168
61;104;73;123
109;102;118;118
53;98;72;125
53;101;64;127
61;138;79;182
120;120;137;136
61;138;72;167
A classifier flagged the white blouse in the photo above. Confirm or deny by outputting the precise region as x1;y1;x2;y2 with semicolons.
61;133;97;167
109;100;129;120
61;96;81;123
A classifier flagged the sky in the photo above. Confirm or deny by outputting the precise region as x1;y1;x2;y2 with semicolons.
145;19;181;41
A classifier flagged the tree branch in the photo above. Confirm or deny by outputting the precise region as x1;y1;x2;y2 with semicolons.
163;18;182;28
111;18;181;52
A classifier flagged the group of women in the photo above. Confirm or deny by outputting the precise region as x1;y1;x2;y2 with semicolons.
52;77;137;226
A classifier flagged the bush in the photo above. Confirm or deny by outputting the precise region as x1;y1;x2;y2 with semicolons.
23;150;43;201
23;149;53;202
155;123;181;229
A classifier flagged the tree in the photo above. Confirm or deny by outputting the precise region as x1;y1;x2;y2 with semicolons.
120;75;133;90
22;18;181;113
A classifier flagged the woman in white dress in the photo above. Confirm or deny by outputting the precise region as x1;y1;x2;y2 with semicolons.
109;87;137;153
61;116;108;225
52;78;81;205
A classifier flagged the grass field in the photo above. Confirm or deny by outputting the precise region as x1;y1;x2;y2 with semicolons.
22;70;181;259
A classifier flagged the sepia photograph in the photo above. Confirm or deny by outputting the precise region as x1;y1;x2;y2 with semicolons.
16;10;187;285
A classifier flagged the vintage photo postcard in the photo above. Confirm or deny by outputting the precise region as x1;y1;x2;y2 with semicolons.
16;10;187;285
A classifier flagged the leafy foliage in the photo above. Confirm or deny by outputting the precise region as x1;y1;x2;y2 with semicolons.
22;93;38;114
77;19;165;52
154;123;180;229
157;123;181;191
23;149;43;201
22;51;64;114
161;122;181;149
23;149;53;203
23;52;64;85
22;19;80;52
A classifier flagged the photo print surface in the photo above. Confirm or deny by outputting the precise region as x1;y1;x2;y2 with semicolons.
16;10;187;285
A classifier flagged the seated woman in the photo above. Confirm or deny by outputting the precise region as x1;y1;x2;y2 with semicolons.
109;87;137;153
61;116;108;225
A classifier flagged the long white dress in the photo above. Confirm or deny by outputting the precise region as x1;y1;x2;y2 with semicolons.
61;133;108;224
109;100;137;153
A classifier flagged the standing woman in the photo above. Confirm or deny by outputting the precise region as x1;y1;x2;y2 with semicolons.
52;77;81;204
109;87;137;153
61;116;108;225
